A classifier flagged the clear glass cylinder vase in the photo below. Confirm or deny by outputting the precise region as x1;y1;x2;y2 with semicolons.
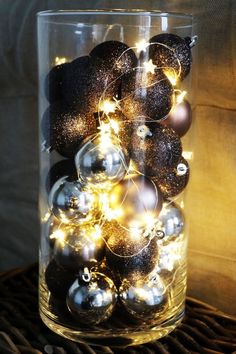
37;10;196;347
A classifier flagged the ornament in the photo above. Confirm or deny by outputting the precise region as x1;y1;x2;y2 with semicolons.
108;174;163;230
45;259;76;299
105;221;159;279
75;134;129;189
157;202;184;240
121;70;173;121
119;274;168;319
161;100;192;137
63;55;119;114
41;102;97;158
46;159;77;193
66;270;117;324
45;62;70;103
53;224;105;270
90;40;137;76
49;177;96;224
130;123;182;176
153;157;189;198
148;33;192;80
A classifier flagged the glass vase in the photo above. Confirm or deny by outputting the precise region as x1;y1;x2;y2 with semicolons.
37;9;196;347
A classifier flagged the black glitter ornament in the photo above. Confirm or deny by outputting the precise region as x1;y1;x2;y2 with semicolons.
41;102;97;158
90;41;138;77
54;225;105;271
121;70;173;121
130;123;182;175
45;62;70;103
105;221;159;280
148;33;192;80
153;157;190;198
63;55;120;114
46;159;77;193
45;259;76;299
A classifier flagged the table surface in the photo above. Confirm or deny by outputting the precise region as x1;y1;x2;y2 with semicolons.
0;264;236;354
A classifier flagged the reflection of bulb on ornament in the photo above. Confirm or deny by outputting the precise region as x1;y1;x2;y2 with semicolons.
119;274;168;319
53;224;105;270
75;134;129;189
67;271;117;324
108;174;163;230
49;177;97;224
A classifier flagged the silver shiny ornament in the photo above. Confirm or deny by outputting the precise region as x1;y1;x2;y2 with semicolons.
158;202;184;240
53;224;105;270
49;176;96;224
108;174;163;230
119;274;168;320
75;134;129;189
67;270;117;324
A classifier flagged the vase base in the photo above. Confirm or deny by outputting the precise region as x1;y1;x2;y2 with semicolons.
40;308;184;347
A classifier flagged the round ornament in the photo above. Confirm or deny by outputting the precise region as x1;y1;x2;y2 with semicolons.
90;40;138;77
153;157;189;198
105;221;159;280
63;55;120;114
53;224;105;270
66;270;117;325
161;100;192;137
45;62;70;103
121;71;173;121
46;159;77;193
148;33;192;80
108;174;163;230
75;134;129;189
157;202;184;240
130;123;182;175
119;274;168;320
49;177;96;224
45;259;76;299
41;102;97;158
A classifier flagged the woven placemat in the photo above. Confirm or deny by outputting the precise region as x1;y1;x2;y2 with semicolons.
0;264;236;354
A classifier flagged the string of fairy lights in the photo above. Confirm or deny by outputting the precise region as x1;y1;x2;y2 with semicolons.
41;32;196;327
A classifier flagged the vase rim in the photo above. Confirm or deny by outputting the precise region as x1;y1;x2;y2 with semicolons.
37;9;193;19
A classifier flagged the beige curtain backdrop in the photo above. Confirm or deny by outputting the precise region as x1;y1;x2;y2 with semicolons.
0;0;235;314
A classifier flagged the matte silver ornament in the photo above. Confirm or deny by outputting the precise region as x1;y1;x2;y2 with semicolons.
49;177;96;224
108;174;163;230
119;274;168;319
158;202;184;240
75;134;129;189
67;271;117;324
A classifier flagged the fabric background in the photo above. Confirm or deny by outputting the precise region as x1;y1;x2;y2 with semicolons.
0;1;235;314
